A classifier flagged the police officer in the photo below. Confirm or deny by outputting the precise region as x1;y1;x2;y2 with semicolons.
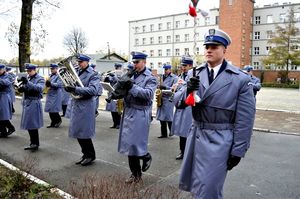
45;63;63;128
156;64;178;138
19;64;45;151
0;64;15;137
64;54;100;166
170;56;193;160
105;63;123;129
244;65;261;98
179;29;256;199
6;66;16;113
90;63;103;117
117;52;157;183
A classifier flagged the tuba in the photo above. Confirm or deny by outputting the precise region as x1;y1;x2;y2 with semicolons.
155;75;163;107
58;56;84;99
117;99;124;115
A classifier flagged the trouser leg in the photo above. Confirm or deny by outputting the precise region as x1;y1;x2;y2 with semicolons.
128;156;142;177
77;138;96;159
167;121;172;132
0;121;7;136
179;136;187;154
49;113;55;126
28;129;39;146
111;112;117;127
115;112;121;126
52;112;62;124
62;105;67;116
160;121;168;137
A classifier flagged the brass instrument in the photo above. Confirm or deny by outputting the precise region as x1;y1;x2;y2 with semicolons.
169;79;185;102
117;99;124;115
155;75;163;107
58;56;84;99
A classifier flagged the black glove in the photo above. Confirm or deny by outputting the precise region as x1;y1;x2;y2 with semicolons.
176;100;188;109
18;86;25;93
20;76;28;84
187;77;200;94
45;80;51;87
159;85;166;90
119;76;133;90
104;76;110;83
108;73;115;77
64;86;76;93
227;155;241;171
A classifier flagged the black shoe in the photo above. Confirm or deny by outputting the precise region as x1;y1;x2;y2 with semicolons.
54;121;62;128
81;157;95;166
157;135;167;138
115;125;120;129
169;133;173;137
176;153;184;160
0;132;8;138
125;175;142;184
24;144;39;151
95;112;99;118
75;157;85;165
46;125;55;128
110;125;116;129
7;127;15;135
142;153;152;172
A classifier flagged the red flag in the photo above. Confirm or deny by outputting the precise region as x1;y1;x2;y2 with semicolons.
185;93;196;106
189;4;197;17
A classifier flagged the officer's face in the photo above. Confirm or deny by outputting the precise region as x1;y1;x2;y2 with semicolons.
51;67;58;74
164;68;171;75
27;69;36;76
181;64;191;73
133;60;146;72
78;61;89;69
0;68;4;75
204;45;226;67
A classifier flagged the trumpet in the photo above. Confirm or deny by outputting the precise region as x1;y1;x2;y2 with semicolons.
58;56;84;99
168;79;186;102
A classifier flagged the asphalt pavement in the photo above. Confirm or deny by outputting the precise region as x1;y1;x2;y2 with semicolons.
0;101;300;199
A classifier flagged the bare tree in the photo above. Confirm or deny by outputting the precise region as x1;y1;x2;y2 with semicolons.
3;0;60;72
63;27;88;55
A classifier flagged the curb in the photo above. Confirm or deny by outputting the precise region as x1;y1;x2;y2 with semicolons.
254;127;300;136
256;108;300;115
0;159;75;199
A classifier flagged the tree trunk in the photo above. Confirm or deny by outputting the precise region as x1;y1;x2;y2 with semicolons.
18;0;34;72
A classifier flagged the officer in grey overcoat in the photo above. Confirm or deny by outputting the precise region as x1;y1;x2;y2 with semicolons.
156;64;178;138
104;63;123;129
44;63;63;128
19;64;45;151
170;56;193;160
6;67;16;113
91;63;103;117
244;65;261;98
0;64;15;137
117;52;157;183
179;29;256;199
64;54;100;166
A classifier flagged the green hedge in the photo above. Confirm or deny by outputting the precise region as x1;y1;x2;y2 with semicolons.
262;82;300;89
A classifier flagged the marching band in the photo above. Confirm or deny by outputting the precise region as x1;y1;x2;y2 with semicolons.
0;28;256;199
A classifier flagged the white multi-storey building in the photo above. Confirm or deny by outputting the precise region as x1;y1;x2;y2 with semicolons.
129;2;300;70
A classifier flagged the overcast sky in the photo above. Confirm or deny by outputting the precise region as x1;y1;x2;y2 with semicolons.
0;0;299;61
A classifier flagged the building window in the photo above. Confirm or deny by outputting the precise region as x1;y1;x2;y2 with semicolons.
166;49;171;56
158;23;162;31
215;16;219;25
267;15;273;23
255;16;260;24
150;37;154;44
158;62;162;67
150;24;154;32
150;50;154;57
253;62;259;69
142;25;146;32
185;19;189;27
158;49;162;56
266;30;273;39
175;48;180;56
291;45;299;50
166;36;171;43
175;21;180;29
184;34;189;42
135;27;139;33
280;14;286;22
228;0;233;6
205;17;210;25
254;47;260;55
196;47;200;55
295;12;300;22
175;35;180;42
142;38;146;45
135;39;139;45
195;33;199;39
254;31;260;40
184;48;189;55
158;36;162;44
266;46;272;54
150;62;154;69
167;22;171;30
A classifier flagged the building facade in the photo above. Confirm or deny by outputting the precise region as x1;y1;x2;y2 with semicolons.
129;1;300;71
